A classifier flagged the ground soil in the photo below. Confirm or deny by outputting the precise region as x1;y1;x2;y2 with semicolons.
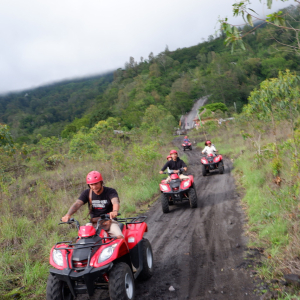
79;138;259;300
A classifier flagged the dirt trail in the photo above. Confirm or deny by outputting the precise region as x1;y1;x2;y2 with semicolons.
133;138;258;300
81;138;258;300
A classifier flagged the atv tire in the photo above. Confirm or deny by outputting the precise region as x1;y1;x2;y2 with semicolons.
190;146;192;150
189;187;197;208
109;262;135;300
218;161;224;174
46;273;73;300
202;165;207;176
160;193;169;213
183;148;185;151
138;238;154;281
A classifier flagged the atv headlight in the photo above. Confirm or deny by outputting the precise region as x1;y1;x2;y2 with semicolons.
161;185;168;191
53;249;63;267
98;243;118;263
183;180;190;188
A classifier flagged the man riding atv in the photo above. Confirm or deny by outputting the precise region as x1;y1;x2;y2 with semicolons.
202;140;217;156
159;150;189;182
61;171;123;239
183;136;190;143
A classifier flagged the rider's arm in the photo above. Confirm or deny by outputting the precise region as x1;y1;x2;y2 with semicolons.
110;197;120;219
62;199;84;222
181;160;187;172
159;161;169;173
202;146;207;154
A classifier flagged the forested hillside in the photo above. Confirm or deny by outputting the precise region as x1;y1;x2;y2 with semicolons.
0;74;114;143
1;5;300;144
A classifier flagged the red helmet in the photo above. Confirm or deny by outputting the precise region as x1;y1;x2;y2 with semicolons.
170;150;178;155
205;140;212;146
86;171;103;184
166;155;172;160
184;136;187;138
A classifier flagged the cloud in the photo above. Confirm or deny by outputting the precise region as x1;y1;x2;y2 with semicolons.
0;0;295;94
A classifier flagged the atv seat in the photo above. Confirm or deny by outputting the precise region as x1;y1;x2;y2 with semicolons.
118;222;124;232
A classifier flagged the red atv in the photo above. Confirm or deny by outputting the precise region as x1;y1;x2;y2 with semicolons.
46;215;153;300
201;153;224;176
182;142;192;151
159;169;197;213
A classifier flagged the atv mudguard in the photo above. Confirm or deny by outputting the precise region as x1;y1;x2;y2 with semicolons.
124;222;148;250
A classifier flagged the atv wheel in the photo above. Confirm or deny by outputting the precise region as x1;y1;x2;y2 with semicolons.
189;187;198;208
46;273;73;300
218;161;224;174
138;238;154;281
190;146;192;150
109;262;135;300
160;193;169;213
183;148;185;151
202;165;207;176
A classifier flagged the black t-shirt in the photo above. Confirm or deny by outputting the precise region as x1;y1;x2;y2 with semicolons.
78;187;118;218
161;158;187;172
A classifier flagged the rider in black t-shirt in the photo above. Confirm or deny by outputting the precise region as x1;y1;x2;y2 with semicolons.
159;149;190;182
61;171;123;238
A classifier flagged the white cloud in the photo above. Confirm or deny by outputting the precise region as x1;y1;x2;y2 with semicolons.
0;0;296;93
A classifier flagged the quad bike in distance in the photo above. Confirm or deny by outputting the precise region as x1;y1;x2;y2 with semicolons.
159;168;197;213
182;142;192;151
201;153;224;176
46;214;153;300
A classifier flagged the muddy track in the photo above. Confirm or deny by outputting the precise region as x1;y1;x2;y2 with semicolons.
80;138;258;300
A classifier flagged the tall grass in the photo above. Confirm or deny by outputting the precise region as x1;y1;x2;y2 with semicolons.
199;119;300;297
0;132;174;298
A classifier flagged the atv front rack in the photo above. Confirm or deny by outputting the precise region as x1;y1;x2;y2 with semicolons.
54;236;117;251
116;216;147;229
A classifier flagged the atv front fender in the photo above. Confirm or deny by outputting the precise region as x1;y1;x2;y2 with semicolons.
49;263;112;297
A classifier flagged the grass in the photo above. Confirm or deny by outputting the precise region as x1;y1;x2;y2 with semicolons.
192;120;300;297
0;133;174;299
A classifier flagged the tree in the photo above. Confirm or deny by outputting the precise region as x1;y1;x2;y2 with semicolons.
0;124;14;154
156;53;174;72
245;70;300;171
199;103;228;113
149;63;161;77
220;1;300;53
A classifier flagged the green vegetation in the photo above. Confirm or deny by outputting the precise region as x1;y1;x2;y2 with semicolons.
192;69;300;298
0;119;173;299
1;3;300;299
199;102;228;113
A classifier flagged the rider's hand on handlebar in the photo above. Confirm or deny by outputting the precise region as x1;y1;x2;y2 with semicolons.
183;167;187;172
109;211;118;219
174;170;179;174
159;171;164;174
61;215;71;223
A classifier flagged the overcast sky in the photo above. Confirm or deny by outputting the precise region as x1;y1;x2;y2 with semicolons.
0;0;296;94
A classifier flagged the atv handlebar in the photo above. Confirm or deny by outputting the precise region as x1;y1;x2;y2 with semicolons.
59;213;121;229
161;168;185;175
59;218;80;230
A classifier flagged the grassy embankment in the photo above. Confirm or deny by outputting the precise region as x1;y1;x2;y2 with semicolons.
0;130;174;299
191;119;300;299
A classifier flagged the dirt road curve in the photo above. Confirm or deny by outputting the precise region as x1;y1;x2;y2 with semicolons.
81;139;258;300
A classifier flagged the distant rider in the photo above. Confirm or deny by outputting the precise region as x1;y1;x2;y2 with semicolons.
202;140;217;156
183;136;190;143
159;150;190;182
61;171;124;239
